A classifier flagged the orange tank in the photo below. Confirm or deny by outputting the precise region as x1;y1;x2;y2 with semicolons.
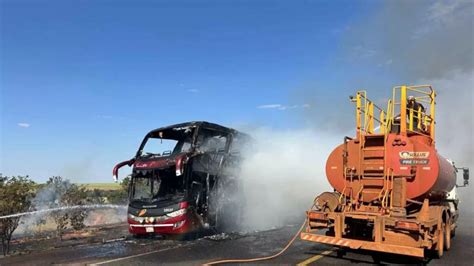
326;133;456;202
302;86;469;259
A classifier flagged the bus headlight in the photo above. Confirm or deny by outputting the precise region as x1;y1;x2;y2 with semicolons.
174;220;185;228
166;208;187;218
128;214;145;223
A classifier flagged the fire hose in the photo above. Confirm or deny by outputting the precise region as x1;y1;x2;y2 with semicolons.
202;220;307;265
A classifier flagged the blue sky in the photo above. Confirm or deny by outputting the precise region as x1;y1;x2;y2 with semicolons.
1;0;405;182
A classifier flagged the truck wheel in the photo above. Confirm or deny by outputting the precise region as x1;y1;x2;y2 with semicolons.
445;220;451;251
436;225;444;258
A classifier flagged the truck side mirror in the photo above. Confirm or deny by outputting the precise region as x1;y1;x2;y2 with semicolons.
463;168;469;186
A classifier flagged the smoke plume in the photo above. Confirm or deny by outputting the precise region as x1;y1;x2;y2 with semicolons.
236;1;473;231
236;128;339;230
343;0;474;208
15;181;127;236
343;0;473;80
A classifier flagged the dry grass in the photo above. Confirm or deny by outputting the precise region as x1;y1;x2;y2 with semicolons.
78;183;122;191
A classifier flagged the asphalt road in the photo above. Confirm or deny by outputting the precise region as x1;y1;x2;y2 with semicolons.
1;214;473;265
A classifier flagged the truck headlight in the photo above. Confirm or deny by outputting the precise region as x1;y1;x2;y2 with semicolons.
166;208;187;218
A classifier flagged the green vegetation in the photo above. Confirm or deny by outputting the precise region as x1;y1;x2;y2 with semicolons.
46;176;90;240
0;175;130;255
0;175;36;255
82;176;130;205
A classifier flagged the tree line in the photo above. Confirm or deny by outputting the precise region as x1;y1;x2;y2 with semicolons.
0;175;129;256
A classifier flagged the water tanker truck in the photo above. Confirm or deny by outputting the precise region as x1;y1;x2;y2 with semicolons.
301;85;469;258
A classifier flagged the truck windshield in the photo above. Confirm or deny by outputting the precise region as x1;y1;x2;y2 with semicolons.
131;175;185;202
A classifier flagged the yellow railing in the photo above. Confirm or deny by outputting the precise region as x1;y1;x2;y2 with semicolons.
353;85;436;141
352;91;387;138
391;85;436;140
385;99;393;139
378;168;393;208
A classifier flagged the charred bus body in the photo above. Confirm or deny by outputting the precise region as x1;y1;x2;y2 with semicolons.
113;121;249;235
301;86;469;258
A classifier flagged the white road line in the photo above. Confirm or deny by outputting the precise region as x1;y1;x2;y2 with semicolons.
89;244;193;265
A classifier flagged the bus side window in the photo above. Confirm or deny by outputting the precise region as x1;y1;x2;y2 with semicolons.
196;129;228;153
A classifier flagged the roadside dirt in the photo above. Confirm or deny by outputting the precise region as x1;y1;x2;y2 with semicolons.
4;222;130;257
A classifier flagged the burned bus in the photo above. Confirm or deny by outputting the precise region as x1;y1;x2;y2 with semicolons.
113;121;249;235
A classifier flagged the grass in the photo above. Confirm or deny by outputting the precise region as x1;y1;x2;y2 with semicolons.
78;183;122;191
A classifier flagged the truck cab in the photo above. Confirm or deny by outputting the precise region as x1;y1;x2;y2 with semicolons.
113;121;249;235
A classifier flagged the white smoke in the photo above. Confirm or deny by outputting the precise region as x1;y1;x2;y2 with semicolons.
419;71;474;209
420;71;473;167
237;128;340;230
342;0;474;212
14;181;127;236
14;180;72;236
241;1;474;231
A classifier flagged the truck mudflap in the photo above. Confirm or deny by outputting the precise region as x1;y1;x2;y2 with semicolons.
300;232;424;258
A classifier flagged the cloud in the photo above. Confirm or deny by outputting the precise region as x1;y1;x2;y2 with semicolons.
17;123;30;128
257;104;311;111
187;89;199;93
343;0;473;79
427;0;467;25
257;104;284;109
